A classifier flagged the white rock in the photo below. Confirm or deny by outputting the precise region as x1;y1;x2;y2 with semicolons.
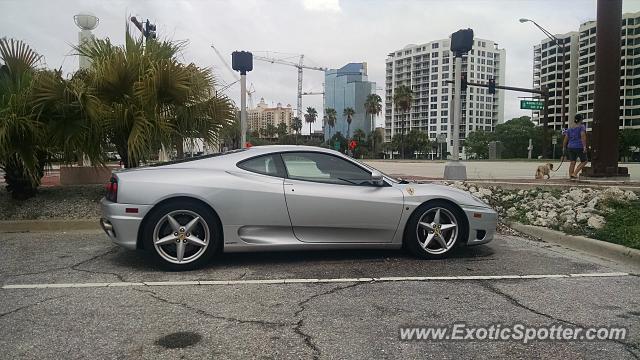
576;212;590;222
477;188;492;197
625;191;638;201
568;189;586;202
587;196;599;209
587;215;605;229
601;187;625;201
506;207;517;217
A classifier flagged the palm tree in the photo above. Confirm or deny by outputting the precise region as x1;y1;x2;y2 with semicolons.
265;122;277;140
393;85;413;159
0;38;47;199
291;116;302;144
75;29;235;166
304;107;317;136
325;107;337;139
276;121;288;139
364;93;382;157
343;107;355;139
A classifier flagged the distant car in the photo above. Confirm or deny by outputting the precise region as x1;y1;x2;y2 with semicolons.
100;146;497;270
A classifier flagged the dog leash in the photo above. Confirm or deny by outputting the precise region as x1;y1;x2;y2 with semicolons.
552;156;565;172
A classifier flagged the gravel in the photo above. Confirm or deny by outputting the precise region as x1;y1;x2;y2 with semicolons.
441;181;639;234
0;185;103;220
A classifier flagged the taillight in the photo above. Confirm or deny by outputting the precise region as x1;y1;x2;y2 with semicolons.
105;175;118;202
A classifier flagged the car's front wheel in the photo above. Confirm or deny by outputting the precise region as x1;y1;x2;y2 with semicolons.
405;201;467;259
142;200;219;270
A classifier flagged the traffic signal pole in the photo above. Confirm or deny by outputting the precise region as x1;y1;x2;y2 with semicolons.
451;56;462;161
447;79;551;158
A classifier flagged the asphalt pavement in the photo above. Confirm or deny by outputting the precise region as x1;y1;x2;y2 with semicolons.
1;230;639;359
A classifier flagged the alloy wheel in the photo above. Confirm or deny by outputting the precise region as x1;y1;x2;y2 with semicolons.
415;207;458;255
152;210;210;264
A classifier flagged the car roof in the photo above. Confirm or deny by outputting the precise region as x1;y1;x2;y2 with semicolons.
244;145;341;156
154;145;347;170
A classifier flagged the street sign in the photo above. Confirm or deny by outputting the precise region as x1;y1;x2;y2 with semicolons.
334;142;340;151
552;135;558;145
520;100;544;110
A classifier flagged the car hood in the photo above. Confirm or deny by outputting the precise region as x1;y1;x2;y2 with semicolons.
395;182;492;209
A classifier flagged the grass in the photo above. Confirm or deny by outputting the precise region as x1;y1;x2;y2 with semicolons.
593;200;640;250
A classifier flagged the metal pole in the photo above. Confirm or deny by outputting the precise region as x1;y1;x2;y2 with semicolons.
452;56;462;160
443;55;467;180
240;73;247;148
588;0;626;178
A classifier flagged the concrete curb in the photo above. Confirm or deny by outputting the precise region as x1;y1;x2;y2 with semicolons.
509;222;640;268
0;219;101;233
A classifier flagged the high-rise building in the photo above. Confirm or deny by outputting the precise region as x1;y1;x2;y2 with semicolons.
384;38;506;153
324;63;376;140
531;31;580;130
531;12;640;130
247;98;293;137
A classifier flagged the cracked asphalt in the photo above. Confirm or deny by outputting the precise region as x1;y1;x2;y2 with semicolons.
1;230;639;359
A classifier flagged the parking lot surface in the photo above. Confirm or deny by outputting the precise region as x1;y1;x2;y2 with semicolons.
1;230;639;359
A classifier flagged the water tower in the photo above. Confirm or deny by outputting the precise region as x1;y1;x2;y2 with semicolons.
74;12;99;70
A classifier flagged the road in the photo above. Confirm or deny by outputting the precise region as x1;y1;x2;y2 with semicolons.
364;160;640;181
1;230;639;359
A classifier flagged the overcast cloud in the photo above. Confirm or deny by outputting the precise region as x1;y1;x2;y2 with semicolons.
1;0;639;133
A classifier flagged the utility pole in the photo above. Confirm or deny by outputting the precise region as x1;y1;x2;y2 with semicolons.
232;51;253;148
444;28;474;180
584;0;629;178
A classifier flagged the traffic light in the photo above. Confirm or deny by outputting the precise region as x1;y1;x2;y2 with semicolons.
450;28;474;56
488;78;496;95
461;73;467;92
144;20;157;39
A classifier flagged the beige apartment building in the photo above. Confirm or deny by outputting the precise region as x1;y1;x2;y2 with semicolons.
248;98;294;137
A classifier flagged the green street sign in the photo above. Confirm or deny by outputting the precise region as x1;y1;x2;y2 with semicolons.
520;100;544;110
334;142;340;151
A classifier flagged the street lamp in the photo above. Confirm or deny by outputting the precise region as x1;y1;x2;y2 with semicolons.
520;18;567;132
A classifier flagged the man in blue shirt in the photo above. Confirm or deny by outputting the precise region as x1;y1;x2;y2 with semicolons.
562;114;588;179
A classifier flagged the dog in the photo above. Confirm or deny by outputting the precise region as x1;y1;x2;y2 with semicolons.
535;163;554;179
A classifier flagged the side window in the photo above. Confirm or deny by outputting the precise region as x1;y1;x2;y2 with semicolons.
281;152;372;185
237;155;282;177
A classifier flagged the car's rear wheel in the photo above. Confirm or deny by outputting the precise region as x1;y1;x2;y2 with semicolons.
142;200;219;270
405;201;467;259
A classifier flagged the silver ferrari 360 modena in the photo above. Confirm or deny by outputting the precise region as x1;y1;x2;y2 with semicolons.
100;145;497;270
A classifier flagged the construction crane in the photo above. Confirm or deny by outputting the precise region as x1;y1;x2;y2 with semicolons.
253;53;327;118
210;44;255;108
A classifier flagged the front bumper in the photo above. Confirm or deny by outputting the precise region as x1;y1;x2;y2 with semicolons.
462;206;498;246
100;198;153;250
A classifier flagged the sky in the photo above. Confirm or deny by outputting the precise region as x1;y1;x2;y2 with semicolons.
2;0;639;134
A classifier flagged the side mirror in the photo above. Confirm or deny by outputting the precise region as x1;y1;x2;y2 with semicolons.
371;171;384;186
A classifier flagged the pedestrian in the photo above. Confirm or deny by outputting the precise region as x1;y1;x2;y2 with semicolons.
562;114;588;180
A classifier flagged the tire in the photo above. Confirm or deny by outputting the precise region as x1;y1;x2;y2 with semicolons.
142;199;220;271
405;200;468;259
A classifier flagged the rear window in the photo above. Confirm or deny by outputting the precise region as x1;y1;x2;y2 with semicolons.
237;154;284;177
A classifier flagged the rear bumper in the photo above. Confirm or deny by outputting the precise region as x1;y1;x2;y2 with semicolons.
462;206;498;246
100;198;153;250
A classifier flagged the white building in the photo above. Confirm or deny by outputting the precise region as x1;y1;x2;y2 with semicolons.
532;12;640;130
384;37;506;154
